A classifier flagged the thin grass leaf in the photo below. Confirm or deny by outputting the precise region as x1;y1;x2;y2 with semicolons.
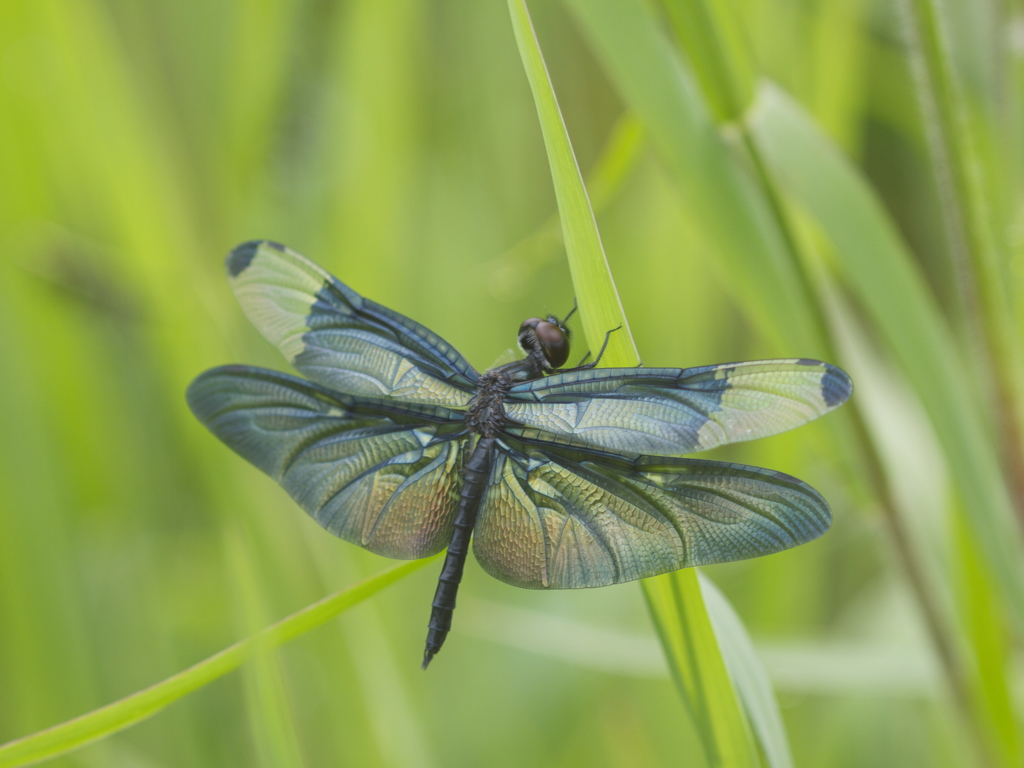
899;0;1024;539
748;84;1024;633
636;2;1014;760
563;0;826;355
486;113;646;300
659;0;756;123
952;507;1021;765
307;544;437;768
0;558;433;768
640;3;998;759
899;0;1015;340
227;532;306;768
749;84;1022;765
643;573;759;767
507;0;638;364
508;2;759;765
701;574;793;768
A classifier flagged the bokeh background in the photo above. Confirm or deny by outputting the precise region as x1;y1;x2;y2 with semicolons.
2;0;1022;766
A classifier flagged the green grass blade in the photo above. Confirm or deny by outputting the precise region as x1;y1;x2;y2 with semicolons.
700;574;793;768
507;0;638;364
953;507;1022;766
900;0;1024;535
631;2;1012;760
644;4;995;758
509;2;759;765
748;84;1024;632
0;558;433;768
486;113;646;301
659;0;756;123
227;532;306;768
564;0;825;355
643;573;759;767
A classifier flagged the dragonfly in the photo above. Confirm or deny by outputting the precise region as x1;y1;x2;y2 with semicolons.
187;240;852;668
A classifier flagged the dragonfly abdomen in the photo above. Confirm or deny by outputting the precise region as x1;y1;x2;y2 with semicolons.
422;436;496;669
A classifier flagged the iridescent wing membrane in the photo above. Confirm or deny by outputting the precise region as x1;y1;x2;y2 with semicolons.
190;240;851;589
482;361;850;587
188;366;467;558
190;240;479;557
503;361;851;456
226;240;480;407
473;433;832;589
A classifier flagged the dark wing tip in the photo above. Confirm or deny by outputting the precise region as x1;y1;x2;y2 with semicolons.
226;241;262;277
421;649;435;670
821;363;854;408
225;240;290;277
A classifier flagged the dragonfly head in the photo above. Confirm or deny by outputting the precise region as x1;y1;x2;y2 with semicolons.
518;315;570;372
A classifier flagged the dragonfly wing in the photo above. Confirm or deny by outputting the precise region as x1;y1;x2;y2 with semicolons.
226;240;479;407
187;365;466;559
505;359;852;456
472;438;830;589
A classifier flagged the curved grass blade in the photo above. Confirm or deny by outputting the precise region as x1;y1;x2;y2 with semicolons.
486;113;646;299
508;1;760;764
507;0;638;367
701;573;793;768
0;558;434;768
748;85;1024;632
226;532;306;768
642;571;758;767
659;0;756;124
558;0;1013;759
563;0;825;356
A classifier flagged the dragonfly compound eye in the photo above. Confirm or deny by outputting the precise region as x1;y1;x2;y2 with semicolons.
534;319;570;369
519;317;570;369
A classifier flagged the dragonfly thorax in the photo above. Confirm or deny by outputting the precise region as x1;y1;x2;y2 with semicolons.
467;317;571;437
466;369;514;437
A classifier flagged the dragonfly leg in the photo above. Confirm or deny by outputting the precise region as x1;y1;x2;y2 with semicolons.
569;325;622;371
559;298;578;325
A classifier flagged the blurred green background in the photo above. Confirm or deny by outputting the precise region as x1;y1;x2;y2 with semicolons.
1;0;1022;766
